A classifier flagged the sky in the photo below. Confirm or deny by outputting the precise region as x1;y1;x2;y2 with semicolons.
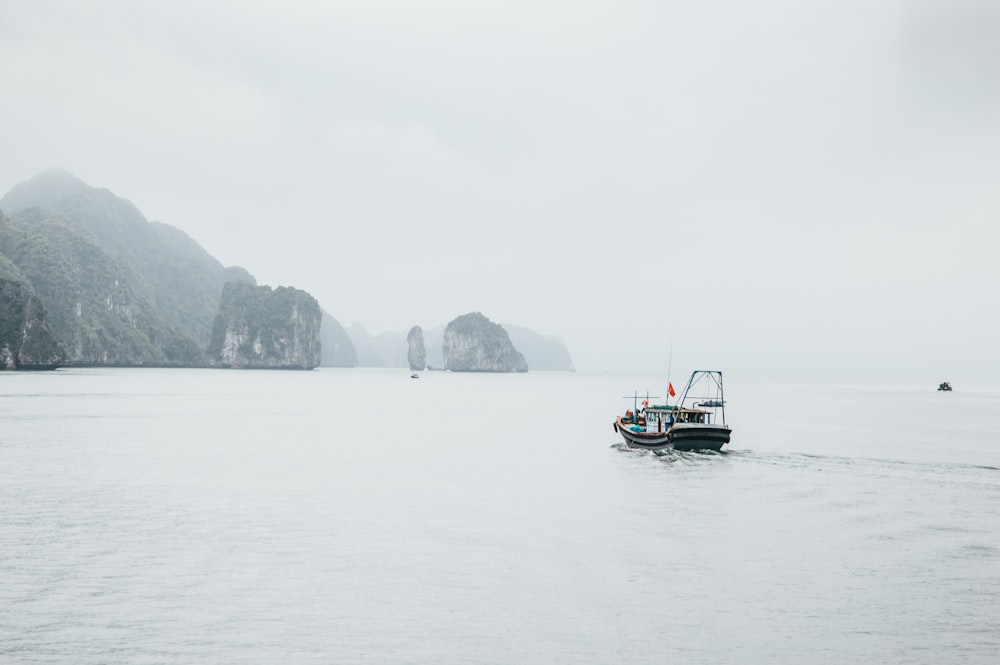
1;0;998;379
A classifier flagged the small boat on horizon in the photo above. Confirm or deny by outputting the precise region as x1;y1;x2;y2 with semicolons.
938;381;952;391
614;370;731;452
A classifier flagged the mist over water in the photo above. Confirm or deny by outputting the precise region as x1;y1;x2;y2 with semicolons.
2;369;998;663
4;1;999;379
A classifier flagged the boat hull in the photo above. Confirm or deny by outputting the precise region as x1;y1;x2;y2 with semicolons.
615;417;731;452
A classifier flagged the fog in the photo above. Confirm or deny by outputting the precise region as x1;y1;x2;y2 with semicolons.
2;0;998;379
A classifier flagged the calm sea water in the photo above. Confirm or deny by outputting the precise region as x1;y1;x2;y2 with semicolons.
2;368;998;664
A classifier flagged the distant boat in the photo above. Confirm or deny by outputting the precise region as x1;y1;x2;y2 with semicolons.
411;373;420;379
614;370;731;452
937;381;952;392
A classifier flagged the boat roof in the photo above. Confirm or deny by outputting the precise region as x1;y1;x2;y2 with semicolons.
644;405;709;414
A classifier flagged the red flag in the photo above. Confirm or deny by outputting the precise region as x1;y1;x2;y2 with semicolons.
668;382;676;397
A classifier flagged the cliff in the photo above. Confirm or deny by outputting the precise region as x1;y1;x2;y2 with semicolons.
208;282;322;369
0;276;66;369
1;169;354;370
0;208;202;366
406;325;426;371
0;168;255;350
442;312;528;372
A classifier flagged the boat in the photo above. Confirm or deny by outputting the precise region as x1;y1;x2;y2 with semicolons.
614;370;731;452
937;381;952;391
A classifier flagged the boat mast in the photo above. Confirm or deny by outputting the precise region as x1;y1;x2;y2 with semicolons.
666;340;674;407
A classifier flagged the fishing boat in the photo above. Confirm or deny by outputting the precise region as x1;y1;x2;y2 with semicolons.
937;381;952;392
614;370;731;452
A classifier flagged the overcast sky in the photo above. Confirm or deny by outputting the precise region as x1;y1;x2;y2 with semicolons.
2;0;998;379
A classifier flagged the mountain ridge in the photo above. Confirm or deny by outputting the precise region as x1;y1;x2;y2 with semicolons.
0;169;346;369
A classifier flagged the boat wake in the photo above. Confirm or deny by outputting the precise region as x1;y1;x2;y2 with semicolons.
725;448;1000;478
611;444;999;479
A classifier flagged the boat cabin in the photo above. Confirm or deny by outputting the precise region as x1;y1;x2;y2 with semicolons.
641;405;713;432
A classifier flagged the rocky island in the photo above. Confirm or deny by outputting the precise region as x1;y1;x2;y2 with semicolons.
208;282;322;370
407;325;427;371
442;312;528;372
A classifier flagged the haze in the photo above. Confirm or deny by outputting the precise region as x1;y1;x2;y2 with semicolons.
2;0;997;379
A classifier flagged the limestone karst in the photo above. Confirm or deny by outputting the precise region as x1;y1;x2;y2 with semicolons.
442;312;528;372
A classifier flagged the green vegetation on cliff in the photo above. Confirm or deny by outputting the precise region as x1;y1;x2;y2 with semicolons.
0;208;201;365
0;276;65;369
208;282;322;369
1;169;255;349
0;169;352;369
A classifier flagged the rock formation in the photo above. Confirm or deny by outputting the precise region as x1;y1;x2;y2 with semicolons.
406;325;427;370
0;278;66;369
0;170;358;371
0;170;266;366
208;282;321;369
0;169;258;351
442;312;528;372
1;207;205;367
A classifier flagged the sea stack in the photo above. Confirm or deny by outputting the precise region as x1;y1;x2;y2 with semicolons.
442;312;528;372
407;325;427;371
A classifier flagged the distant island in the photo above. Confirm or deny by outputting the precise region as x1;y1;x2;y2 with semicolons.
343;318;574;372
442;312;528;372
0;169;574;373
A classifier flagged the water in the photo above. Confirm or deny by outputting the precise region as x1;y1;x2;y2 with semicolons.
2;368;998;664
